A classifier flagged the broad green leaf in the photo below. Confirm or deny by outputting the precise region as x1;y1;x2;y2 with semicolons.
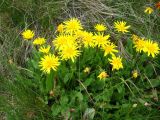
146;77;160;89
144;64;154;77
46;71;54;92
51;104;61;116
64;73;71;84
60;95;69;105
76;92;83;101
83;78;93;87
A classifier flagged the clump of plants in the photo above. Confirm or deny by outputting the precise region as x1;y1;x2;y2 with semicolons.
21;17;160;119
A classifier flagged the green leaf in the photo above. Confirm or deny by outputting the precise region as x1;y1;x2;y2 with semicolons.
76;92;83;101
125;39;134;55
60;95;69;105
117;84;125;96
83;78;93;87
64;73;71;84
51;104;61;116
91;80;105;90
46;71;54;92
151;78;160;88
146;77;160;89
144;64;154;77
94;88;113;102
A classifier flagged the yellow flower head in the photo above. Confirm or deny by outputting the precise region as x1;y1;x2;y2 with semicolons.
132;70;138;78
81;31;95;48
39;54;60;74
133;37;146;53
132;35;159;57
143;40;159;58
39;45;51;54
131;34;140;44
102;43;118;56
83;67;91;74
57;23;64;33
63;18;83;33
114;21;130;33
97;71;109;80
144;7;153;14
22;29;34;40
75;30;85;39
33;37;46;45
60;44;81;62
95;24;107;32
93;34;110;48
53;35;76;50
109;56;123;71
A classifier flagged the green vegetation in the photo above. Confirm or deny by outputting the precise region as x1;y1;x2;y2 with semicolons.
0;0;160;119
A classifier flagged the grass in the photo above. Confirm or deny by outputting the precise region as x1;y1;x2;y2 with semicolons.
0;0;160;119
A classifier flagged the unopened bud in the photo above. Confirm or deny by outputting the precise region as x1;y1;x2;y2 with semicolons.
132;103;137;108
49;90;54;97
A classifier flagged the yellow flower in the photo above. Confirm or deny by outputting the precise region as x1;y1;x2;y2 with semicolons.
133;38;146;53
33;37;46;45
95;24;107;32
53;35;76;50
57;23;64;33
102;43;118;56
109;56;123;71
83;67;91;74
114;21;130;33
133;35;160;57
81;31;95;48
39;54;60;73
132;70;138;78
97;71;108;80
39;45;51;54
131;34;140;44
144;7;153;14
93;34;110;48
60;44;80;62
63;18;83;33
75;30;85;39
22;29;34;40
143;40;159;58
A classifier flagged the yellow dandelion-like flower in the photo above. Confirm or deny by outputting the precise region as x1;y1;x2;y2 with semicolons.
131;34;140;44
39;54;60;74
143;40;159;58
97;71;109;80
39;45;51;54
75;30;85;39
53;35;76;50
144;7;153;14
132;70;138;79
109;56;123;71
74;30;87;47
33;37;46;45
102;43;118;56
81;31;95;48
57;23;64;33
83;67;91;74
114;21;130;33
63;18;83;33
95;24;107;32
22;29;34;40
133;38;146;53
60;44;80;62
93;34;110;48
